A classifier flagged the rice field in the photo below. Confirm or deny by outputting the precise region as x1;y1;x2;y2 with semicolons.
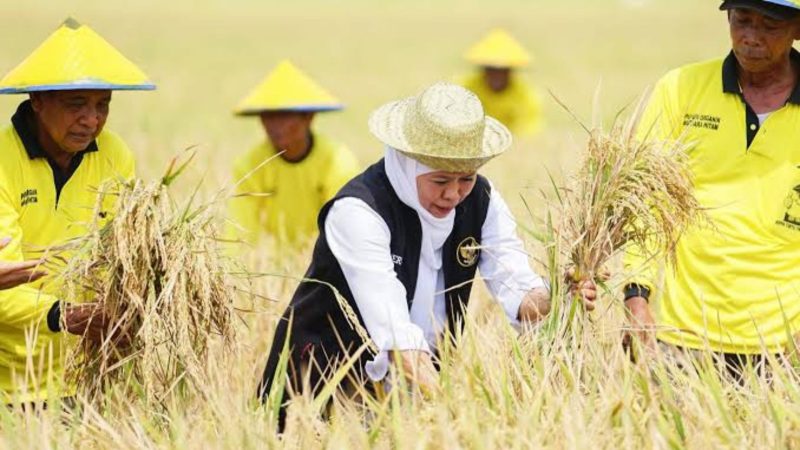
2;1;798;448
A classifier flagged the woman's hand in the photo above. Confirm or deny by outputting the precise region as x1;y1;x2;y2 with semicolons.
518;287;551;322
569;279;598;311
566;267;602;311
0;238;46;290
517;269;605;323
394;350;439;398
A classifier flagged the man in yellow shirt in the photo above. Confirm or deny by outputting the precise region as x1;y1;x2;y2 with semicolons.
0;18;153;402
459;29;542;137
228;60;359;245
624;0;800;377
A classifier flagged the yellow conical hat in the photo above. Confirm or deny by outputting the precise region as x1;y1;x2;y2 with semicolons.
234;60;343;115
464;29;531;68
0;18;155;94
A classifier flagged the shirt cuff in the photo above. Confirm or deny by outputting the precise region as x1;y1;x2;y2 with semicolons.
364;325;431;382
365;352;392;382
47;301;62;333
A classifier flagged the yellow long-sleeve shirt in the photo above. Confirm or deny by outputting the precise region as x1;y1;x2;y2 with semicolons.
227;133;359;246
0;100;135;401
459;71;542;137
624;51;800;354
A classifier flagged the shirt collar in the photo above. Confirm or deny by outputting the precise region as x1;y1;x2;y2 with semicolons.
10;99;99;160
722;48;800;105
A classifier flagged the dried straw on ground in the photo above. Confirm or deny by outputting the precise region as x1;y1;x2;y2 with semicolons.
60;158;236;407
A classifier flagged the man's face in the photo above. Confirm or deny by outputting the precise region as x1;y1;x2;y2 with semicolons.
483;67;511;93
30;89;111;153
416;171;478;218
259;111;314;151
729;8;800;73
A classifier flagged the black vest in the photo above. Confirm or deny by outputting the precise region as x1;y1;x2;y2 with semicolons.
259;159;491;401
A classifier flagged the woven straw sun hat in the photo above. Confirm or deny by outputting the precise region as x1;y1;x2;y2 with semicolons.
368;82;512;173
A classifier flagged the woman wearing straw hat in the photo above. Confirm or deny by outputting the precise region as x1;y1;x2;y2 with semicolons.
258;81;597;425
227;60;360;246
459;29;543;137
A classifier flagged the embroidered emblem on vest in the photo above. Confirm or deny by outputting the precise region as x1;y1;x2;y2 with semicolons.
456;237;480;268
392;254;403;266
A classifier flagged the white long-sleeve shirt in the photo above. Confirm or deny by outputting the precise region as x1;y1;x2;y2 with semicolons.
325;186;545;380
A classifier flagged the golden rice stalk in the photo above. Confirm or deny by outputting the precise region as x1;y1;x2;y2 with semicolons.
555;109;704;283
60;158;236;408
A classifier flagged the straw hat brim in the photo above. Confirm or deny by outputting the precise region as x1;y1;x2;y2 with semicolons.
368;97;512;173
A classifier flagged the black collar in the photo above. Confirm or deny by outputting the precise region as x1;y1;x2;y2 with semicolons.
722;48;800;105
11;100;99;160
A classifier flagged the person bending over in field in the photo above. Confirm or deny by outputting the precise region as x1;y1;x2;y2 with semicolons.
257;82;598;427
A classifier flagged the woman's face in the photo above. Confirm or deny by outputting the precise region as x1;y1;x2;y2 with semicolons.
416;171;478;218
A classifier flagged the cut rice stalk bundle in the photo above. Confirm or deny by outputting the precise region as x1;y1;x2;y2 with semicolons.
547;107;705;322
61;159;236;407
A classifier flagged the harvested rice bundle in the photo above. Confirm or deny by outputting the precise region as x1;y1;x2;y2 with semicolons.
60;159;236;406
550;108;704;309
